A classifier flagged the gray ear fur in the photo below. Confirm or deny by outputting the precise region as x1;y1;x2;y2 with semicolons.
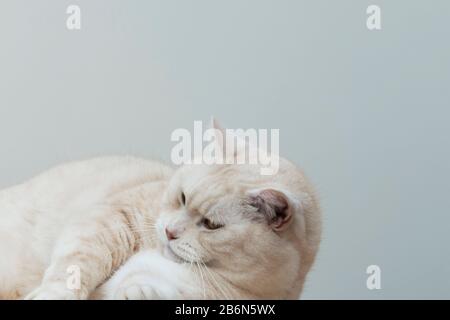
248;188;296;231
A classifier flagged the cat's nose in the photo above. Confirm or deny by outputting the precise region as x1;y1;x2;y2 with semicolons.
165;227;178;241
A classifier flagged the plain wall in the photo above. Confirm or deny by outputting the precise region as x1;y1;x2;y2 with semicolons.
0;0;449;299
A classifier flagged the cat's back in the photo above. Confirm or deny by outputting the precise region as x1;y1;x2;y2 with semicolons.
0;156;173;299
0;156;173;222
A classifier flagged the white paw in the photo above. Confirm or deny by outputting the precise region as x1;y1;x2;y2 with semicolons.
24;283;83;300
114;284;158;300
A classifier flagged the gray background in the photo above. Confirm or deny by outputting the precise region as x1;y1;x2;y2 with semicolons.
1;1;449;299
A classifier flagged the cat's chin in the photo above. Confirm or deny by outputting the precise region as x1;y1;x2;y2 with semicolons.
162;244;185;263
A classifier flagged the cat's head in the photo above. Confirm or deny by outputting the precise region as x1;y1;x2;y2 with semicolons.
156;120;321;298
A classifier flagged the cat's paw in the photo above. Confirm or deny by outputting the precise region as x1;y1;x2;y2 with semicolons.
24;283;85;300
113;284;159;300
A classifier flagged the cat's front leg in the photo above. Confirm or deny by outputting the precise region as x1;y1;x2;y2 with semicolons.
25;210;137;300
112;283;162;300
108;271;187;300
97;250;198;300
24;281;84;300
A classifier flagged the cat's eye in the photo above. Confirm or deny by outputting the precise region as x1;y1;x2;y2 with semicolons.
201;217;223;230
180;192;186;206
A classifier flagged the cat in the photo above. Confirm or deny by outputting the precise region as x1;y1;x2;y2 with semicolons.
0;121;321;299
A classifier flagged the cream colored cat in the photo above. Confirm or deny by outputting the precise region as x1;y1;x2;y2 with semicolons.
0;122;321;300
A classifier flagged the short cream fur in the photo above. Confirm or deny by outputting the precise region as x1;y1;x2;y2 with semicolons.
0;121;321;300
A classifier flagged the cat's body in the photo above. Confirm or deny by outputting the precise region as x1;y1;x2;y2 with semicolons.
0;124;322;300
0;156;173;299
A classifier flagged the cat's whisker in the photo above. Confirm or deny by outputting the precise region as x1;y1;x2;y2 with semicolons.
184;251;207;300
197;261;215;298
195;261;207;300
197;261;221;299
188;251;214;300
190;251;230;300
186;258;202;297
200;261;231;300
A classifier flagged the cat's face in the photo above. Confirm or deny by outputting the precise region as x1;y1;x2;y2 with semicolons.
156;162;299;268
155;120;321;298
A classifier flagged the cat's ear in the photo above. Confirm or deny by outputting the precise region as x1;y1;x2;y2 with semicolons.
209;117;253;161
209;116;226;158
247;188;298;231
210;116;226;137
